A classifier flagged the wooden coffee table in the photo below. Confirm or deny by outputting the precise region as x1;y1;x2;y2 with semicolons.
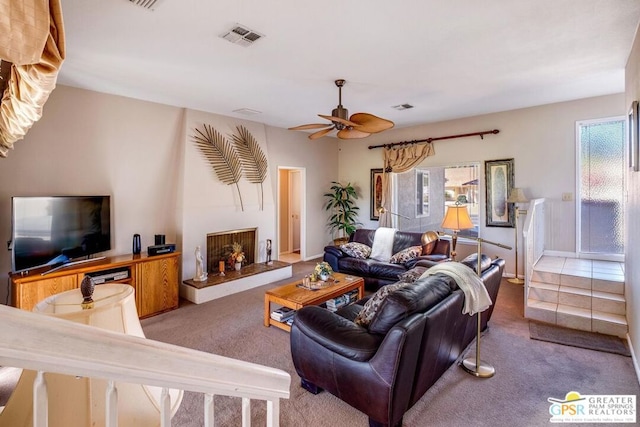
264;272;365;332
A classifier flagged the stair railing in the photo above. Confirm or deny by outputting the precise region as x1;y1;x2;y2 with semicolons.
522;198;546;316
0;304;290;427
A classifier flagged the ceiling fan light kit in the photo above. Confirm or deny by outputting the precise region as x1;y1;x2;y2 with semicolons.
289;79;394;140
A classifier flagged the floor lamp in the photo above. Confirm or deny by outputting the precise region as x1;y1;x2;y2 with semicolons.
440;202;474;261
460;237;512;378
506;188;529;285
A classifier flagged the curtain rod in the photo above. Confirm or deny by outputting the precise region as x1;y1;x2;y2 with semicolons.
367;129;500;150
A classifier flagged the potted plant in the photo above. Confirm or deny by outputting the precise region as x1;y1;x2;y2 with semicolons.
324;181;361;245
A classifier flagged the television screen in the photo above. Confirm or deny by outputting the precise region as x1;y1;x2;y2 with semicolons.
11;196;111;273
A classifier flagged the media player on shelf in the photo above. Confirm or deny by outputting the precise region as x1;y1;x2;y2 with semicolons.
147;243;176;256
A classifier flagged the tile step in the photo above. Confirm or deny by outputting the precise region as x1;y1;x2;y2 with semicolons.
528;283;626;315
525;298;627;338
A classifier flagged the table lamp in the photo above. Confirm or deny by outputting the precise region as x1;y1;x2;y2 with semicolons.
506;188;529;284
441;202;474;260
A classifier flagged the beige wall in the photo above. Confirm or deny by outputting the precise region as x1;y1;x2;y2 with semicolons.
0;86;184;303
338;94;626;273
0;85;338;303
625;23;640;372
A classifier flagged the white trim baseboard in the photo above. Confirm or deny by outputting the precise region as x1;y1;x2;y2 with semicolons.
627;333;640;386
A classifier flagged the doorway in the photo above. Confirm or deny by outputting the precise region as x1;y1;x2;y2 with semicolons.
277;167;305;263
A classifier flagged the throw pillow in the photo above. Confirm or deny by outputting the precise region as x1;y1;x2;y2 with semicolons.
340;242;372;259
398;266;428;283
354;281;411;327
389;245;422;264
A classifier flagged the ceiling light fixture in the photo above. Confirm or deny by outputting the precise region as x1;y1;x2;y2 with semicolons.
232;108;262;115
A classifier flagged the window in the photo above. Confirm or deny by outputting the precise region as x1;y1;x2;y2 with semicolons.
577;118;625;257
416;169;429;217
394;162;479;235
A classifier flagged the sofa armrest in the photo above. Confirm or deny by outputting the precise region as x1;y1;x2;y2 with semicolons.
323;245;345;272
293;306;384;362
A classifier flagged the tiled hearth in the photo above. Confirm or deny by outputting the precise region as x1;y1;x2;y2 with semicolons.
180;261;292;304
526;256;627;338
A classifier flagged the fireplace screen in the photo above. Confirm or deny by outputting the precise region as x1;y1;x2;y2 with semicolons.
206;228;257;272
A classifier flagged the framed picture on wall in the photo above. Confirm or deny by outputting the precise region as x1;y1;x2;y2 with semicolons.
370;168;384;220
485;158;515;227
629;100;639;171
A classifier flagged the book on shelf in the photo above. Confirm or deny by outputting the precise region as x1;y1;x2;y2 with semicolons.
326;289;360;312
271;306;296;322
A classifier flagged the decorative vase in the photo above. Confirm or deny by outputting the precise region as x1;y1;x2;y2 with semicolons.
235;262;241;271
319;273;329;281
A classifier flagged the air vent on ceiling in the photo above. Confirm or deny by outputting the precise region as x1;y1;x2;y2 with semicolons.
220;24;265;47
128;0;165;11
392;103;414;111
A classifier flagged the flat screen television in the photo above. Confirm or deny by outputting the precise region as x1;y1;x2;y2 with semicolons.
11;196;112;273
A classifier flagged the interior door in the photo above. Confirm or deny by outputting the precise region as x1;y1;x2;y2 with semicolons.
290;170;301;252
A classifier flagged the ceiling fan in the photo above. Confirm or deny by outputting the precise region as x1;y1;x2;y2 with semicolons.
288;79;394;140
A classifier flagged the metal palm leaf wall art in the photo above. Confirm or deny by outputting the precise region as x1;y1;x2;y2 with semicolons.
230;125;268;210
192;123;269;211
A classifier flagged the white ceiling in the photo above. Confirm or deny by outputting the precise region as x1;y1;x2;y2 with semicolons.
57;0;640;133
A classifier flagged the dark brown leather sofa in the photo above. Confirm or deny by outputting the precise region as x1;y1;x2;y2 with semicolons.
323;229;450;292
290;254;505;427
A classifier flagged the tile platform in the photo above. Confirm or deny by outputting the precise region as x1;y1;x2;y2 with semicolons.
526;256;627;338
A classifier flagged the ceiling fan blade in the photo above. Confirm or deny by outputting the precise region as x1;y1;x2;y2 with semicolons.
349;113;395;133
309;127;335;140
288;123;333;130
318;114;360;128
337;128;371;139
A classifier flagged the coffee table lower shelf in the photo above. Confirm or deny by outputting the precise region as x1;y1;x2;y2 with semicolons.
264;272;364;332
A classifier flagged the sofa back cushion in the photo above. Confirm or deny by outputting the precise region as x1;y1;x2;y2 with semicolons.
459;253;492;275
350;229;377;247
391;230;424;255
367;274;453;335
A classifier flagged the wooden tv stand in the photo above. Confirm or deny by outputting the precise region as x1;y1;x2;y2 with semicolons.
10;252;181;318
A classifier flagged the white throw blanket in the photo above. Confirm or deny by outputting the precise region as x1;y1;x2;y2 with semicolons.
370;227;397;262
420;262;492;316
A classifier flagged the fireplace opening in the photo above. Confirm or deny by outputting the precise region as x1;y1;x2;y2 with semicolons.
206;228;257;273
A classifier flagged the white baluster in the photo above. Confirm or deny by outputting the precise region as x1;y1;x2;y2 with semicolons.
160;387;171;427
33;371;48;427
105;380;118;427
204;393;214;427
241;397;251;427
266;399;279;427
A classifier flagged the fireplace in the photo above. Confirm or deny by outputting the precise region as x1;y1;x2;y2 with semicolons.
206;227;257;273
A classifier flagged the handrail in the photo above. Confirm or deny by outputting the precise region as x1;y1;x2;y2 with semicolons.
0;304;290;419
522;198;546;312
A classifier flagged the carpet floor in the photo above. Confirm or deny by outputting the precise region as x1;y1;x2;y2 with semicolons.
1;261;638;426
529;321;631;357
140;262;640;426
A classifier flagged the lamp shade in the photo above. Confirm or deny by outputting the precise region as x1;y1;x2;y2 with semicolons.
441;204;474;231
507;188;529;203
